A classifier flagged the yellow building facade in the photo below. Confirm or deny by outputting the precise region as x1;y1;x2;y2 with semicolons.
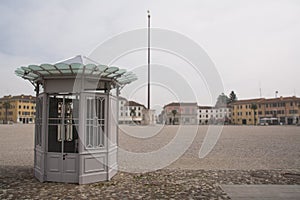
231;96;300;125
0;94;36;124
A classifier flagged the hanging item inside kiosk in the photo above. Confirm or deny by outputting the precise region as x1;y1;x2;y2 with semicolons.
57;101;73;142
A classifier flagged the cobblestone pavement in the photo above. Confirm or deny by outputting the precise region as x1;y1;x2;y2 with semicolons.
1;166;300;199
1;124;300;199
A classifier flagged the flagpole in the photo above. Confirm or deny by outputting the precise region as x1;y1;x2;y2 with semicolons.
147;10;151;110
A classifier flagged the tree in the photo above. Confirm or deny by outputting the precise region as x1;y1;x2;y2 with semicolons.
215;93;230;107
3;101;11;124
130;108;136;124
229;91;237;103
171;109;177;125
251;103;258;125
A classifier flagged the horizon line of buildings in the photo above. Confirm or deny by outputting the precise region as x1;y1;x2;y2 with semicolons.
160;96;300;125
1;94;299;125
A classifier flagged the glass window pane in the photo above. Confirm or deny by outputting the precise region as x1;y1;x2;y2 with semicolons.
85;96;105;149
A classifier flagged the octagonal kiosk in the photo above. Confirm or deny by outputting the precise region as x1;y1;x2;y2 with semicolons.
15;57;137;184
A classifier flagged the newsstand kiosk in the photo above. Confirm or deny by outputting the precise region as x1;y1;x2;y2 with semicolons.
15;56;136;184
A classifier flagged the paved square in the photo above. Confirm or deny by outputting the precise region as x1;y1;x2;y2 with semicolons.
222;185;300;200
1;124;300;199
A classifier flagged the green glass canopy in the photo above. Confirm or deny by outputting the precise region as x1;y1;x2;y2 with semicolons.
15;62;137;86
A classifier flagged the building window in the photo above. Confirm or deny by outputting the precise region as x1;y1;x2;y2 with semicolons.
289;110;298;114
19;105;21;109
23;105;26;109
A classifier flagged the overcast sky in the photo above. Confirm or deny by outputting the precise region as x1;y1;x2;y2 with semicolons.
0;0;299;109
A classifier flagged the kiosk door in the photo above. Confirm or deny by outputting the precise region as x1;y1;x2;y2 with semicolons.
46;95;79;183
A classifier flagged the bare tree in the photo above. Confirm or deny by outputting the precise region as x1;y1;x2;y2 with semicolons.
3;101;11;124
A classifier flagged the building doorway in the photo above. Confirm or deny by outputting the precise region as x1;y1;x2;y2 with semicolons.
242;119;247;125
46;94;79;183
